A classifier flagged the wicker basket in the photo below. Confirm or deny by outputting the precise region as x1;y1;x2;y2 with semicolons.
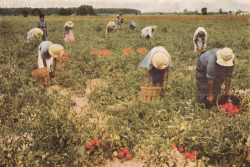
140;85;162;103
216;94;241;114
31;67;50;86
59;53;69;68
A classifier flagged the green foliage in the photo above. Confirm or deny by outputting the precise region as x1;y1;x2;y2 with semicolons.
77;5;95;16
58;8;72;16
201;7;208;15
0;16;249;166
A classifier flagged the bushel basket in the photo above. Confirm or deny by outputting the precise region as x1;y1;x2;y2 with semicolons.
32;67;50;86
216;94;242;114
59;53;69;68
140;85;162;103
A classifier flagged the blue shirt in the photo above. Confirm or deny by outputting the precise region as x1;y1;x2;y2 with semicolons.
198;49;234;79
115;18;121;25
138;46;172;83
39;41;53;60
37;21;46;29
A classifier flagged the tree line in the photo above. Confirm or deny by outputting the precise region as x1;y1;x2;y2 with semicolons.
0;6;141;16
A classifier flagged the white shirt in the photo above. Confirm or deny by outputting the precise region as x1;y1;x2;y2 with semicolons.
141;26;154;38
27;28;36;39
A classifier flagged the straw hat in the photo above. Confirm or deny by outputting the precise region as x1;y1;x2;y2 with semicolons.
152;26;157;30
65;21;74;27
34;28;43;37
151;51;170;70
48;44;64;58
216;47;235;67
107;21;115;27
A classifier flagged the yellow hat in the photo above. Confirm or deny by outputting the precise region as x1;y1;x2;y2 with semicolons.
151;51;170;70
152;26;157;30
65;21;74;27
49;44;64;58
216;47;235;67
34;28;43;38
107;21;115;27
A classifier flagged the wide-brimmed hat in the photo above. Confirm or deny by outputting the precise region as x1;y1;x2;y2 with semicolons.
65;21;74;27
34;28;43;37
49;44;64;58
107;21;115;27
151;51;170;70
216;47;235;66
152;26;157;30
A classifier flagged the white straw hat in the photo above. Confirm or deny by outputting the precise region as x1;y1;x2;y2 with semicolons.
49;44;64;58
65;21;74;27
34;28;43;37
107;21;115;27
151;51;170;70
216;47;235;66
152;26;157;30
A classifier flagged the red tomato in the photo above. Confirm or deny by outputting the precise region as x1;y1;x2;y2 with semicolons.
126;153;132;160
122;148;129;154
117;151;124;158
90;146;95;150
189;154;196;161
178;147;184;153
85;144;90;150
192;150;199;157
90;140;96;146
185;152;192;158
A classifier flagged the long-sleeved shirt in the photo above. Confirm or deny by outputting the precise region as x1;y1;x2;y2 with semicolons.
141;26;154;38
138;46;172;83
27;28;36;39
39;41;53;60
196;49;234;80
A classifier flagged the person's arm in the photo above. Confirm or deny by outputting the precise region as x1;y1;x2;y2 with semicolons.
45;22;48;36
63;27;65;38
225;76;233;95
145;70;150;86
162;68;169;91
51;58;56;78
207;79;214;104
43;59;47;67
148;28;153;38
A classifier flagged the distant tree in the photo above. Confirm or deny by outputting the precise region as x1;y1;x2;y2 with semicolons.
201;7;207;15
194;10;199;15
58;8;72;15
22;9;28;17
31;8;42;16
236;9;242;15
77;5;94;15
183;9;188;14
219;8;222;14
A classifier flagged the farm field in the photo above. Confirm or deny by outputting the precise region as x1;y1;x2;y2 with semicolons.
0;15;249;166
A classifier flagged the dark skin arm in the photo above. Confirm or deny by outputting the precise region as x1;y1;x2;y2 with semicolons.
161;68;169;92
208;79;214;104
146;70;150;86
51;58;56;78
43;59;47;67
225;76;233;95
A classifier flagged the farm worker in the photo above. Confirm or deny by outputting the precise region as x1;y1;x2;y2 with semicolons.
193;27;207;52
195;47;235;108
115;15;122;29
27;28;43;40
130;21;136;30
105;21;116;37
63;21;75;44
38;41;64;78
140;26;157;39
138;46;172;92
37;14;47;41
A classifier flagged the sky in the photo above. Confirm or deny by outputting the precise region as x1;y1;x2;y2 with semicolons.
0;0;249;13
